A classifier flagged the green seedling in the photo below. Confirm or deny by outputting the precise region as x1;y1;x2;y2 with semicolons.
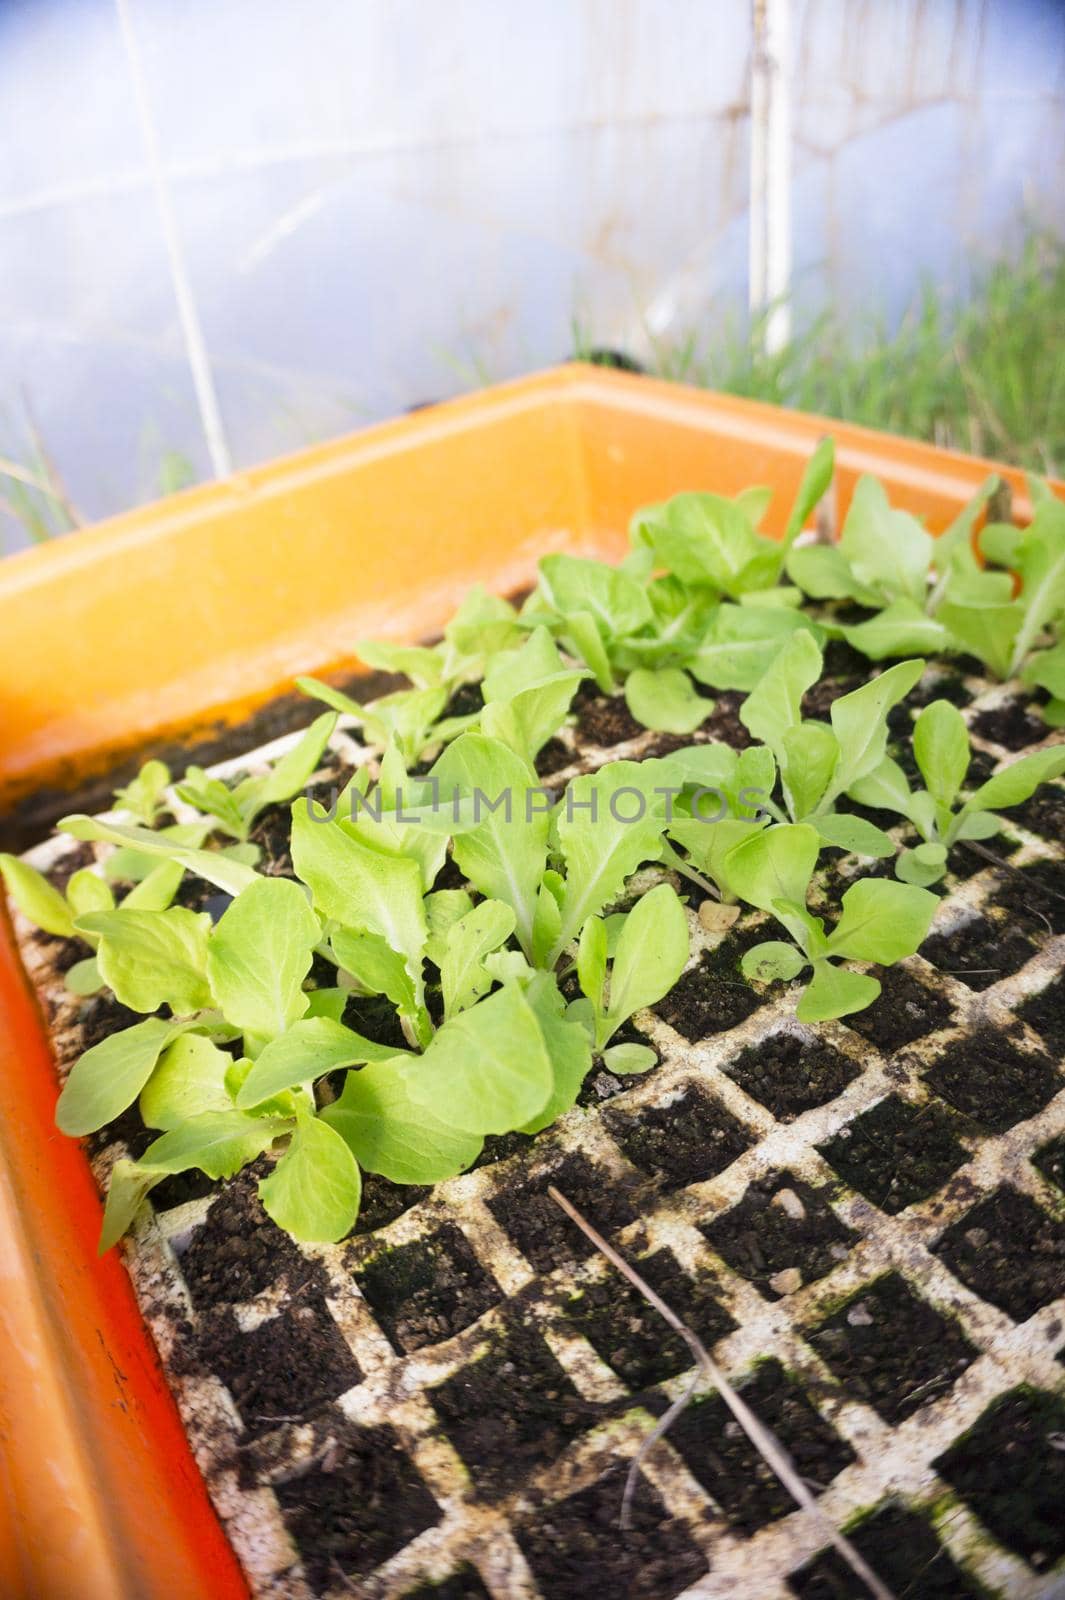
174;712;338;841
571;882;689;1072
848;698;1065;884
717;824;938;1020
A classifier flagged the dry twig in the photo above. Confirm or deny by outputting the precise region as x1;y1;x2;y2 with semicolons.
549;1185;895;1600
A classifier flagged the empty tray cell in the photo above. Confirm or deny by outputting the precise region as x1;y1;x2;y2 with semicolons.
840;965;955;1054
666;1358;855;1533
970;698;1048;751
724;1032;861;1120
806;1273;976;1426
1033;1132;1065;1193
933;1187;1065;1322
788;1500;985;1598
933;1388;1065;1570
923;1028;1061;1132
207;1295;361;1437
399;1566;492;1599
1019;972;1065;1056
816;1095;969;1214
353;1224;502;1355
920;915;1037;992
179;1173;325;1312
701;1175;856;1299
429;1318;599;1501
987;858;1065;938
274;1418;440;1591
605;1085;752;1188
486;1152;639;1275
560;1248;735;1389
515;1463;708;1600
653;931;772;1039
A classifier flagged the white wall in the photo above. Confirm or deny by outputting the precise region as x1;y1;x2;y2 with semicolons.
0;0;1062;547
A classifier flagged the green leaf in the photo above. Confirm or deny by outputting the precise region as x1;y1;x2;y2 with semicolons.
786;542;877;604
740;940;806;982
481;626;583;761
122;859;185;912
781;722;839;820
258;713;338;807
967;745;1065;810
355;638;446;687
716;824;820;937
259;1110;361;1243
66;869;114;919
739;629;823;751
206;877;319;1038
408;983;554;1134
77;906;213;1015
937;595;1019;679
824;658;925;802
431;734;549;956
331;927;421;1021
839;474;933;605
605;884;689;1033
841;600;952;661
577;915;608;1012
552;758;675;957
637;491;765;594
174;768;249;839
783;437;835;548
824;879;938;962
688;605;821;692
64;956;103;996
913;700;970;809
56;1016;191;1135
518;973;594;1132
812;814;896;856
1022;641;1065;699
291;799;427;986
564;610;616;693
441;898;515;1019
797;962;881;1022
113;760;171;826
0;854;77;938
59;814;259;896
139;1033;234;1130
896;844;948;885
1007;497;1065;676
99;1159;166;1252
624;668;708;733
601;1042;657;1074
236;1016;407;1107
954;809;1000;841
846;756;918;824
322;1059;482;1183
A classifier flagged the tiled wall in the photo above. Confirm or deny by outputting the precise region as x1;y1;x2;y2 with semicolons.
0;0;1062;548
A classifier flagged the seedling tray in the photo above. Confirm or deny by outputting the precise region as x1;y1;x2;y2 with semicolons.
0;367;1062;1600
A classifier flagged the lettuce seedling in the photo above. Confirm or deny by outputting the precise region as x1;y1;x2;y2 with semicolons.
786;474;998;661
736;630;922;856
112;759;172;825
572;881;688;1071
174;712;338;841
714;824;939;1020
848;698;1065;884
479;625;585;764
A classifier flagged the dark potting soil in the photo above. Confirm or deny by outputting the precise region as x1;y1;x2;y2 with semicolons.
576;1018;659;1107
536;736;573;777
1001;780;1065;843
920;913;1038;991
665;1358;855;1533
203;1293;361;1437
788;1501;985;1599
701;1175;857;1299
515;1463;708;1600
807;1273;976;1425
723;1031;860;1120
429;1312;600;1502
179;1172;327;1311
400;1567;492;1600
573;686;646;747
970;697;1048;751
922;1028;1061;1132
351;1172;430;1235
604;1083;753;1188
653;926;777;1039
801;673;863;721
352;1223;502;1354
987;856;1065;937
559;1247;735;1389
486;1152;640;1276
933;1186;1065;1322
840;964;955;1053
273;1416;440;1589
932;1387;1065;1569
1020;972;1065;1055
817;1094;970;1215
905;669;974;710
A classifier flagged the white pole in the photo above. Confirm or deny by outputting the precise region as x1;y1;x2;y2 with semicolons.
114;0;233;479
749;0;793;355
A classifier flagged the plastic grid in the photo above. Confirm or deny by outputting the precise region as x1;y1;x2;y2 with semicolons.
15;667;1065;1600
